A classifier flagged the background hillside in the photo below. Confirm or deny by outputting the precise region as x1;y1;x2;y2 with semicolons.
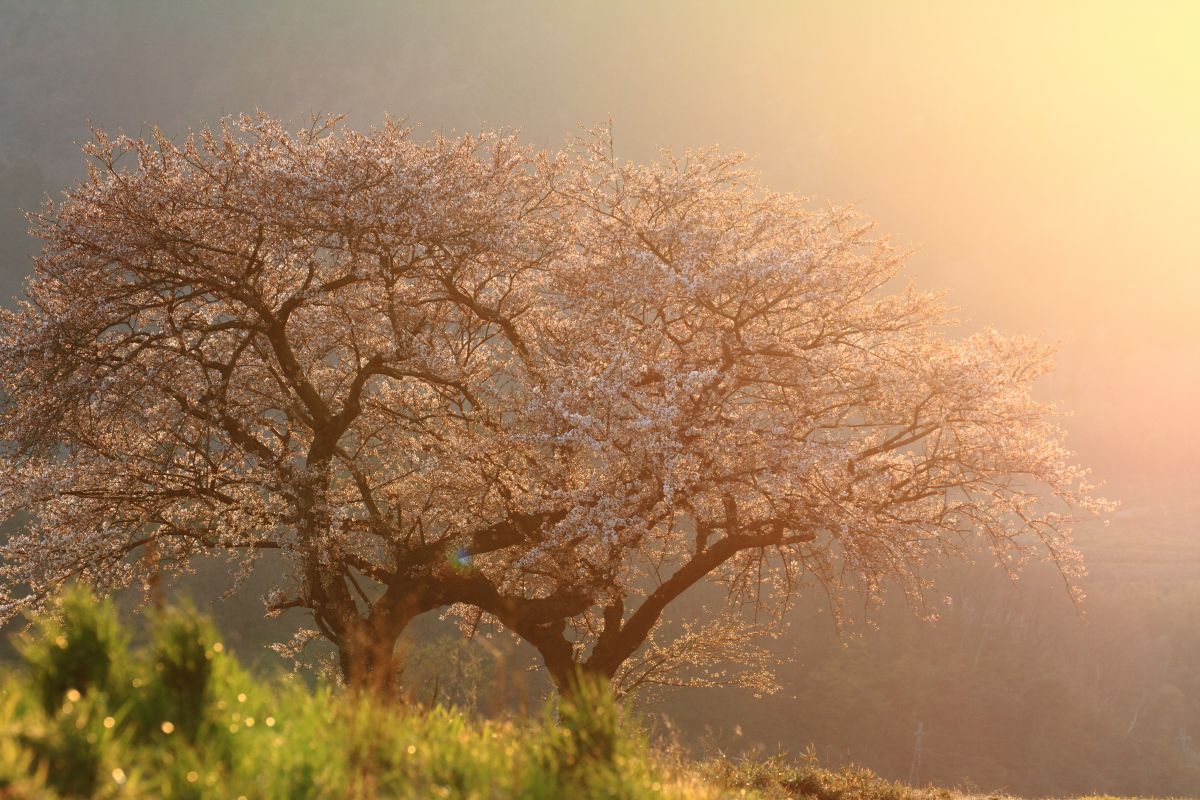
657;504;1200;797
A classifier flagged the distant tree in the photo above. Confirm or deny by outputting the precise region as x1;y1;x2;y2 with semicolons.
0;114;1107;695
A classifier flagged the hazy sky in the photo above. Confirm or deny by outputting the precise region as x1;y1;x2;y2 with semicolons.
2;0;1198;503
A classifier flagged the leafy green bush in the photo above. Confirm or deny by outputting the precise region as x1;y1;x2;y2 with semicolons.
17;586;128;716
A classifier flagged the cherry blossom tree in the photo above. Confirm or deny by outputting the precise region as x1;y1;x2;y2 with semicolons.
0;114;1107;696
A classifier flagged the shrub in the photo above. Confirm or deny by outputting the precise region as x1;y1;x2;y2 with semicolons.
17;585;127;716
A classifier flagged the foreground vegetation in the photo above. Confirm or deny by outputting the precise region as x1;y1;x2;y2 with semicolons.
0;588;1185;799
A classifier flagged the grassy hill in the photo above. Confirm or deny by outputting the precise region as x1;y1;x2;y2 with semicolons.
0;588;1191;800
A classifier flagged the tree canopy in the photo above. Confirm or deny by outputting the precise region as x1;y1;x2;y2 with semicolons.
0;114;1107;694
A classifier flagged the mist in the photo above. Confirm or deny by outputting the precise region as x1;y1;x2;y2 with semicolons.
1;2;1197;795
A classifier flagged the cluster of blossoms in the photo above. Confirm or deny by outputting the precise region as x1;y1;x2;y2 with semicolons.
0;114;1108;694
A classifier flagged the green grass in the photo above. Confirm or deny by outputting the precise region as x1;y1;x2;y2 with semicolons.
0;587;736;798
0;587;1187;799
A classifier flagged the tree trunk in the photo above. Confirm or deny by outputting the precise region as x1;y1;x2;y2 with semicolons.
516;620;588;696
550;660;613;698
337;622;402;698
332;585;430;699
